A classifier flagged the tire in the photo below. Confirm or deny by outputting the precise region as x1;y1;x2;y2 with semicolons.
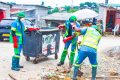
33;58;38;64
25;56;30;61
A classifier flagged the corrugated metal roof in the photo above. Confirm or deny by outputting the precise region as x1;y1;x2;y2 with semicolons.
100;4;120;9
42;13;72;21
106;4;120;8
14;4;49;9
0;1;11;5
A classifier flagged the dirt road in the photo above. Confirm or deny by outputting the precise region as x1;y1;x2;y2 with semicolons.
0;35;120;80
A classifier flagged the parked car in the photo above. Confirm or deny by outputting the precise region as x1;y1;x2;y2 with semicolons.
0;18;35;41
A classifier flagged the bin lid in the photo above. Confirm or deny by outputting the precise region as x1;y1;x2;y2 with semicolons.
38;27;59;32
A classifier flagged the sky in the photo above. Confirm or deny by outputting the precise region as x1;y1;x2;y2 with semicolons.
0;0;120;7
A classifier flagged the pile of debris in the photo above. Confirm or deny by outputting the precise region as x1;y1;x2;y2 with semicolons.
42;66;85;80
41;46;120;80
105;46;120;60
43;75;85;80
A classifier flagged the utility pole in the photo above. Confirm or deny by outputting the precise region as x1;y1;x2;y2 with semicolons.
105;0;108;4
71;0;73;9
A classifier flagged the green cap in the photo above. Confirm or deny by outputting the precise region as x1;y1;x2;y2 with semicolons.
17;11;25;18
69;16;77;22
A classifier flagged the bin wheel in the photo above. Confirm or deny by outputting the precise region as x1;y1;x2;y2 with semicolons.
55;54;58;59
33;58;38;64
25;56;30;61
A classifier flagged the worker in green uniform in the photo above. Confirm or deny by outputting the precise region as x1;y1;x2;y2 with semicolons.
10;12;26;71
57;16;80;67
72;20;102;80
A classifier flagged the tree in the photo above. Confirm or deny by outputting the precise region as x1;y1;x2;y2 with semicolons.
47;6;52;14
79;2;99;12
68;8;78;13
52;7;59;13
7;2;16;5
64;6;71;12
48;6;52;9
80;3;85;8
85;2;92;7
73;6;79;10
48;10;52;14
63;6;79;13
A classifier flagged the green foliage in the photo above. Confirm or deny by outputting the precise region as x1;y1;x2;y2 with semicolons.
80;3;85;8
85;2;92;7
73;6;79;10
60;5;79;13
48;10;52;14
47;2;99;14
79;2;99;12
64;6;71;12
80;2;98;8
48;7;59;14
52;7;59;13
48;6;52;9
68;9;78;13
47;6;52;14
7;2;16;5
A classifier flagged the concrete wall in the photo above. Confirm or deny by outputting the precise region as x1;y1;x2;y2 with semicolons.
0;3;10;18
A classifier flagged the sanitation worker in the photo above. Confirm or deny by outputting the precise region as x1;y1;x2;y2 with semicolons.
72;20;102;80
57;16;80;67
10;11;39;71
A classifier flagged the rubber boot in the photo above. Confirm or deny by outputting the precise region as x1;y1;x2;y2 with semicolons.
72;67;79;80
92;67;97;80
70;51;75;66
17;58;23;68
57;49;67;66
11;57;20;71
57;62;64;66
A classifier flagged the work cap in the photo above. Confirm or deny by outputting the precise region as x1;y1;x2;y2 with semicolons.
17;11;25;18
69;16;77;22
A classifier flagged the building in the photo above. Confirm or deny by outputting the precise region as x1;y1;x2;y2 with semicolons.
99;4;120;32
11;4;49;26
42;13;73;27
0;1;10;20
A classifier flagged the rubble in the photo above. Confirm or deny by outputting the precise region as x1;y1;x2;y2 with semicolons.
43;75;86;80
109;70;119;76
110;72;119;76
42;66;85;80
105;46;120;59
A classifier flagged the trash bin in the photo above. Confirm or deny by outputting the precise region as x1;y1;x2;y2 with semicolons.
23;27;60;63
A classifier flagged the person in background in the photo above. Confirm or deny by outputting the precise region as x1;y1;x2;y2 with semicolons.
99;20;104;36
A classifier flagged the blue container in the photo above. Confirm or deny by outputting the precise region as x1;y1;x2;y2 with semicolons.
23;27;60;63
